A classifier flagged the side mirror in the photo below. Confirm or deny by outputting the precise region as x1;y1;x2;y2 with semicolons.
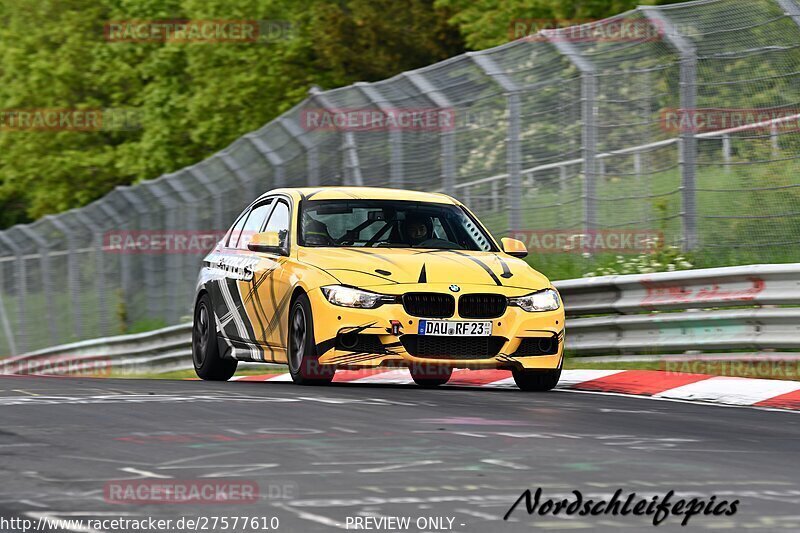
501;237;528;258
248;231;288;256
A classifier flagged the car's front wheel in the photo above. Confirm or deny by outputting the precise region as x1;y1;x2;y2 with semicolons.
192;292;237;381
288;293;335;385
410;366;452;388
512;368;561;391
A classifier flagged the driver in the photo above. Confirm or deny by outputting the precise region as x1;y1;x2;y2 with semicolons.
402;213;433;246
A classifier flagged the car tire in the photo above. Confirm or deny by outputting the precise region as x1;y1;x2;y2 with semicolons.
288;293;335;385
410;366;452;388
512;368;561;391
192;292;237;381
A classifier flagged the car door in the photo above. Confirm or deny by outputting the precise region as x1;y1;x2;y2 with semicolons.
239;198;293;363
209;199;274;360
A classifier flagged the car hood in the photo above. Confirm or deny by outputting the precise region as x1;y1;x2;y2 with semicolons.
297;247;550;290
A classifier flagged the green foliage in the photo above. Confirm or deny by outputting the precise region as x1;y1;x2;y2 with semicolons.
583;246;695;277
127;317;169;334
0;0;463;226
433;0;658;50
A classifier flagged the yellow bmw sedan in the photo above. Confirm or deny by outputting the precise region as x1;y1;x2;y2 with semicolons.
192;187;564;391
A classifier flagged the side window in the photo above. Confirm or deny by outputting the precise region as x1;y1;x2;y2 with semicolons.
226;210;250;248
264;200;290;248
238;200;274;250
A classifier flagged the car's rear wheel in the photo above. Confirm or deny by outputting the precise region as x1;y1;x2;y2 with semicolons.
512;368;561;391
192;292;237;381
410;366;452;388
288;293;335;385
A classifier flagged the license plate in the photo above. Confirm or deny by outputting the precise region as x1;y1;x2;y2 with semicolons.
418;320;492;336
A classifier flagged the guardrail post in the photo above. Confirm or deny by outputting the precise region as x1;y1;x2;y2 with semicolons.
17;226;59;346
641;6;698;250
355;82;404;189
403;72;456;197
45;215;82;340
469;52;521;231
545;31;598;237
279;116;320;187
0;234;21;355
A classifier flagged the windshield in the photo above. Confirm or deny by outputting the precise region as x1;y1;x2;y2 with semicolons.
299;200;497;251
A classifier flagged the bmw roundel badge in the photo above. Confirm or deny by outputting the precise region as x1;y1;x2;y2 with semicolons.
449;284;460;293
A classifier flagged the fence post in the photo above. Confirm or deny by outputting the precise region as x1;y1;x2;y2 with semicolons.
118;186;158;323
72;210;110;336
0;234;21;355
17;226;59;346
403;72;456;197
188;166;225;232
469;52;521;231
776;0;800;26
220;153;260;204
0;271;15;356
546;31;598;238
355;82;404;189
279;116;319;187
245;133;286;189
308;86;364;186
641;6;698;250
98;199;129;333
722;134;731;172
142;181;183;322
45;215;81;340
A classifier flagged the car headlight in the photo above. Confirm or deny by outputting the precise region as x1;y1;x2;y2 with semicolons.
508;288;560;312
321;285;393;309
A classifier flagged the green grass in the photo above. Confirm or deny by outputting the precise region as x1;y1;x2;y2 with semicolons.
110;366;284;380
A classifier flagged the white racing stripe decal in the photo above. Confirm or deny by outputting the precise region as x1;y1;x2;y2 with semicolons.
218;279;261;361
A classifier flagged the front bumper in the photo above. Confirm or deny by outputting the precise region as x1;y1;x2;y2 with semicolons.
307;284;565;370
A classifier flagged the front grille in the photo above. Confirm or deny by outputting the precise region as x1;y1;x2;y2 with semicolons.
458;294;507;319
402;293;455;318
512;336;559;357
400;335;505;359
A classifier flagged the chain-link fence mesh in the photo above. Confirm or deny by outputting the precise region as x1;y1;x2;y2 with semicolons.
1;0;799;354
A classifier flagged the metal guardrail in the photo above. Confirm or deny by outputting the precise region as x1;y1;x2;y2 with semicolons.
1;263;797;374
558;263;800;354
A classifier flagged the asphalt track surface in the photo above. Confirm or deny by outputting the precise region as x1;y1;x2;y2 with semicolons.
1;375;799;533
